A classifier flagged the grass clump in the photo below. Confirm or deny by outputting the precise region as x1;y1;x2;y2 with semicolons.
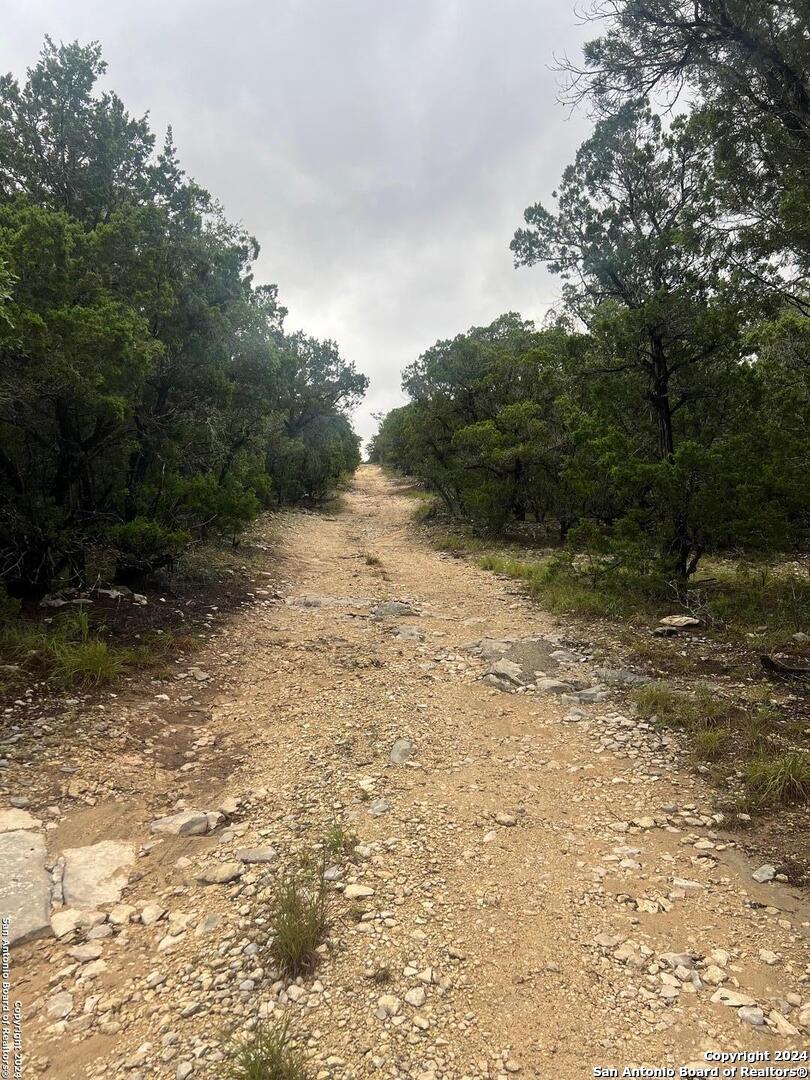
322;821;358;860
631;682;728;730
52;638;123;687
433;531;487;555
225;1021;308;1080
692;728;731;762
744;753;810;807
706;565;810;645
364;553;382;566
268;869;328;976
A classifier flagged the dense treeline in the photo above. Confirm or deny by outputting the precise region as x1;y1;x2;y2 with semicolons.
0;40;366;597
371;1;809;585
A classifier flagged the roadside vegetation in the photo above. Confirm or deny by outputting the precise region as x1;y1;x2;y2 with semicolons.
267;868;329;976
0;39;366;612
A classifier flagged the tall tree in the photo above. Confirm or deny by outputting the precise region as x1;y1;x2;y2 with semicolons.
563;1;810;305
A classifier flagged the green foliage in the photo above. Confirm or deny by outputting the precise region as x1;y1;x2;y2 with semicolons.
631;683;728;731
564;1;809;301
373;102;807;586
51;638;122;687
224;1021;309;1080
267;869;328;977
0;39;366;598
706;566;810;646
744;754;810;808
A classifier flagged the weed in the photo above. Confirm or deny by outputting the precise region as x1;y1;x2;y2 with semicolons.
706;565;810;646
364;554;382;566
322;821;358;860
52;639;123;687
631;682;727;730
224;1020;308;1080
478;555;639;619
692;728;731;762
267;869;328;976
744;753;810;807
433;531;486;555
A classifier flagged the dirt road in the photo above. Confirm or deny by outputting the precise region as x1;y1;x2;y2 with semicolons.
11;466;810;1078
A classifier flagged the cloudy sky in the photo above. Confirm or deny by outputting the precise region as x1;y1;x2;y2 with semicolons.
2;1;592;444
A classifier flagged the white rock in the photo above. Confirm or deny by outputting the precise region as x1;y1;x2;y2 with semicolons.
711;987;756;1008
751;864;776;883
61;841;135;908
50;908;106;938
344;884;374;900
150;811;210;837
108;903;136;926
377;994;401;1017
0;809;42;832
46;991;74;1020
140;903;167;926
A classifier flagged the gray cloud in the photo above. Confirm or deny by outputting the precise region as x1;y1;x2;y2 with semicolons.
1;0;592;443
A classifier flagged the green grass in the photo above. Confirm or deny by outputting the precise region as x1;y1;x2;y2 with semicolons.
322;821;358;861
631;682;729;730
478;554;648;619
411;497;439;523
705;564;810;646
224;1021;308;1080
692;727;732;762
0;608;174;691
267;869;328;976
744;753;810;807
477;550;809;648
631;682;808;807
52;638;123;686
433;531;486;555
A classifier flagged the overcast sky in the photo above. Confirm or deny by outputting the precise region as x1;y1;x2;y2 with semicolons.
1;1;592;445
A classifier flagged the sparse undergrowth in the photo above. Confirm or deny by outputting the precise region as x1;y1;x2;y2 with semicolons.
0;607;175;691
478;552;810;644
631;682;810;808
224;1021;309;1080
267;869;329;977
322;820;358;861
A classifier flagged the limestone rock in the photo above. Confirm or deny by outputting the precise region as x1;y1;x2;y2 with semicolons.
197;861;243;885
150;811;211;837
390;738;414;765
0;829;50;945
235;847;278;864
61;841;135;908
0;809;42;832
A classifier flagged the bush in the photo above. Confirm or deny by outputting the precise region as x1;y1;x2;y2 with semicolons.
107;519;191;585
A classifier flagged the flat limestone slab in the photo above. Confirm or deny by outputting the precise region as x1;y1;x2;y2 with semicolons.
0;830;50;945
61;840;136;908
0;809;42;833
